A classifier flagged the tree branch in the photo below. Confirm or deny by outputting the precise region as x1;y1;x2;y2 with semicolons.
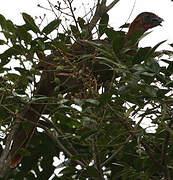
107;104;167;173
106;0;120;12
85;0;121;38
38;124;86;167
92;136;104;180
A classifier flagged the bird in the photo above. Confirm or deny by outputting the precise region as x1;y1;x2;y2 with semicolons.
9;12;163;168
126;12;163;41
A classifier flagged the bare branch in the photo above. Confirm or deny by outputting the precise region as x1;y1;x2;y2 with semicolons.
85;0;121;38
106;0;120;12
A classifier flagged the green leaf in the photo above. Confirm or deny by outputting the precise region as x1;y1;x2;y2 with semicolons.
70;24;80;38
78;17;85;29
86;166;100;178
42;19;61;35
15;26;32;44
0;45;22;66
145;40;166;60
112;32;125;53
119;23;130;29
99;13;109;37
22;13;40;33
146;59;160;74
52;41;67;52
6;20;15;32
166;61;173;75
165;81;173;87
86;99;99;105
133;47;151;63
0;39;6;45
59;167;76;175
145;86;158;97
0;14;7;30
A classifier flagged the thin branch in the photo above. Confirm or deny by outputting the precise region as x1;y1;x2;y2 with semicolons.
85;0;121;38
101;116;144;166
38;124;86;167
161;119;173;180
106;0;120;12
48;0;59;18
29;106;83;157
66;0;80;34
92;136;104;180
107;104;166;172
101;134;131;166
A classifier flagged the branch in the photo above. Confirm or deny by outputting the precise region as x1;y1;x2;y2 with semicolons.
0;106;87;170
101;116;144;166
92;136;104;180
85;0;121;38
66;0;80;34
107;104;166;172
106;0;120;12
101;134;131;166
38;124;86;167
30;106;86;162
161;120;173;180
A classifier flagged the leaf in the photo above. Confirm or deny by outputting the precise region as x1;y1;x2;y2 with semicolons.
86;166;100;178
0;14;7;30
145;86;158;97
6;20;15;32
99;13;109;37
133;47;151;64
145;40;166;60
95;56;125;68
42;19;61;35
146;59;160;74
36;38;46;50
165;81;173;87
78;17;85;29
166;61;173;75
70;24;80;38
59;167;76;175
85;99;99;105
119;23;130;29
112;32;125;53
105;28;125;40
52;41;67;52
0;45;22;66
15;26;32;44
0;39;6;45
22;13;40;33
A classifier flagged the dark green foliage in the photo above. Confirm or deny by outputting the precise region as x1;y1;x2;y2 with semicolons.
0;10;173;180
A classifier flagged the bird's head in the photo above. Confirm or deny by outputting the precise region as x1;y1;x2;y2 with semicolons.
126;12;163;41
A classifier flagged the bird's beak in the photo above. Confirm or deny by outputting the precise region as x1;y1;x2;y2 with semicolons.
152;16;163;27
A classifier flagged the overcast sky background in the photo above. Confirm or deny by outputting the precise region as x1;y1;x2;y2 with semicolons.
1;0;173;178
1;0;173;48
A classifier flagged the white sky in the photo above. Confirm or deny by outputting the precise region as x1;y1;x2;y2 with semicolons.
1;0;173;48
1;0;173;178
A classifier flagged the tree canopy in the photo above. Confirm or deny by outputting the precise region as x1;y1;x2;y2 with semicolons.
0;0;173;179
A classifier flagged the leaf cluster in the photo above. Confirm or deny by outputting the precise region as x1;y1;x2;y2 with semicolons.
0;10;173;180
